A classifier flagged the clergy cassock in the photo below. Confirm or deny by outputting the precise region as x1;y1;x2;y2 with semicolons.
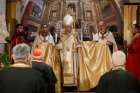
93;31;118;53
57;14;79;86
32;33;55;60
12;33;27;47
58;29;79;86
32;31;62;92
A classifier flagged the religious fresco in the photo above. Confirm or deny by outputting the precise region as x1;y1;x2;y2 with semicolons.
21;0;45;23
21;0;46;41
31;0;45;19
16;0;29;23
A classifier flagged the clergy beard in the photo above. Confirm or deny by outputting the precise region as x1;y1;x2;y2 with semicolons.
100;30;106;34
40;32;48;37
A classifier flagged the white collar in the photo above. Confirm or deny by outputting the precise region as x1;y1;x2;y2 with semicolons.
39;34;51;42
111;65;125;71
11;62;31;68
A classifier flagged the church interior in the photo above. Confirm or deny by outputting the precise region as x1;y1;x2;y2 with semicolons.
7;0;123;44
0;0;140;93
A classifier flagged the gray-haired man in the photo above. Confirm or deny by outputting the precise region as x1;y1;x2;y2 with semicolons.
0;43;47;93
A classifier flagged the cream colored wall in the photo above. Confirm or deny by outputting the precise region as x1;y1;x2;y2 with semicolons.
124;5;137;45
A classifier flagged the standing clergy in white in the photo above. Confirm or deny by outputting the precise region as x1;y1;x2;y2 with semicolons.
93;20;118;53
56;14;80;86
32;24;55;59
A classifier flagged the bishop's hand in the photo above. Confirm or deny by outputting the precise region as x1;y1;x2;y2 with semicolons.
106;40;113;46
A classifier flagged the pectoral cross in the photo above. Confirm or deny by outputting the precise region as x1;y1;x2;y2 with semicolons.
43;36;46;42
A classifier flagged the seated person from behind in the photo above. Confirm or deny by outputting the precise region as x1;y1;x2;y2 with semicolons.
0;43;47;93
95;50;140;93
31;48;57;93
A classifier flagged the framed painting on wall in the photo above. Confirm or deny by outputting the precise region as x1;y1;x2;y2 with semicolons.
31;0;45;19
22;0;45;25
49;9;59;22
84;10;93;21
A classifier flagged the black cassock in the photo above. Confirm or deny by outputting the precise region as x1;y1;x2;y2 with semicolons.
32;62;57;93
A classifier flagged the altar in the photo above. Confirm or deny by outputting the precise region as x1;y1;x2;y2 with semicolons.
78;41;113;91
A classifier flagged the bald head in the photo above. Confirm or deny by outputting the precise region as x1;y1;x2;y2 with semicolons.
99;21;106;26
112;51;126;66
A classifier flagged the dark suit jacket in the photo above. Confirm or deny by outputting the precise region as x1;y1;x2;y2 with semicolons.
32;62;57;93
32;62;57;84
95;69;140;93
0;67;47;93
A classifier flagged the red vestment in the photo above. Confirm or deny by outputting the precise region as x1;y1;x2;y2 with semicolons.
126;36;140;82
12;35;27;47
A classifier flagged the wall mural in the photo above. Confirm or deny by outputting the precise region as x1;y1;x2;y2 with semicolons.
21;0;46;43
31;0;45;19
16;0;29;23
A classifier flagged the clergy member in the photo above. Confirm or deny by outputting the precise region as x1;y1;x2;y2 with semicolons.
12;24;27;47
94;20;118;53
56;14;80;86
32;24;55;59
